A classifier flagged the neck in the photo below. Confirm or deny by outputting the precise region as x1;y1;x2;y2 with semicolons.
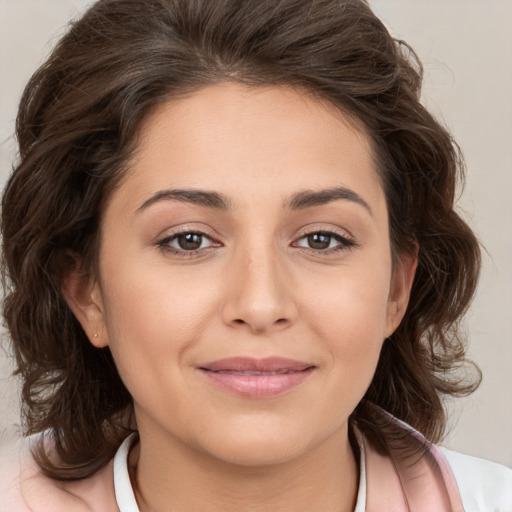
129;424;359;512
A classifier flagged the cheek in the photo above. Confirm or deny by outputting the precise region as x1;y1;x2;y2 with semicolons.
300;259;392;375
304;260;391;335
99;260;220;386
103;254;217;330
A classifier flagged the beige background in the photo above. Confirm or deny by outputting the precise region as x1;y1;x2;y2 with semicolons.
1;0;511;467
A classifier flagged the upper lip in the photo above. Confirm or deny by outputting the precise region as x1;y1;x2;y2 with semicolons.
199;357;315;373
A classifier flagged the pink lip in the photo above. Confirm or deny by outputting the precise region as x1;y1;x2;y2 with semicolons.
198;357;316;398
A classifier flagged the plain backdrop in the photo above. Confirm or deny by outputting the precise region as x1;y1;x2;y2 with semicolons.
1;0;511;467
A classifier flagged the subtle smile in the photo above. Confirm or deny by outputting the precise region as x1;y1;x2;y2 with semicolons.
197;357;316;398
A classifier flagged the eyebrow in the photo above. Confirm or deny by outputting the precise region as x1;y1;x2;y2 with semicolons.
137;186;371;215
137;189;232;212
286;187;372;215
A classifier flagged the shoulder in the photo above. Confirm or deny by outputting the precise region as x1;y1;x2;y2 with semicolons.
440;447;512;512
0;434;36;512
360;403;512;511
0;434;118;512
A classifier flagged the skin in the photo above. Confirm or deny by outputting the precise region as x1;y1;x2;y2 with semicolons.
64;83;417;512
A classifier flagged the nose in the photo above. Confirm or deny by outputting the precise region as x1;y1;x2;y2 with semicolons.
221;243;297;334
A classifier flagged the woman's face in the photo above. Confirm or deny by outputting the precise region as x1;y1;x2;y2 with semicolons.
67;83;415;466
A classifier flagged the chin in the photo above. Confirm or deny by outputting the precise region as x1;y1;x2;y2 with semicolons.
207;437;310;468
194;416;337;468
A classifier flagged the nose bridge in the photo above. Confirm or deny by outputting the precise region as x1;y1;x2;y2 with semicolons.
222;235;295;333
244;242;280;299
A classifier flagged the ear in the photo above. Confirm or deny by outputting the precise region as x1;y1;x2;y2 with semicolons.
385;246;418;337
62;268;109;348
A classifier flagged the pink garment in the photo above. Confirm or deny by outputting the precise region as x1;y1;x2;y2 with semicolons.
0;441;118;512
361;406;464;511
0;406;465;511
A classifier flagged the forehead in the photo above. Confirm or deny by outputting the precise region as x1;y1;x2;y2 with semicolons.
113;83;384;213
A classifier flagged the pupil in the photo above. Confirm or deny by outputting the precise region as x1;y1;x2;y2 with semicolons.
178;233;202;250
308;233;330;250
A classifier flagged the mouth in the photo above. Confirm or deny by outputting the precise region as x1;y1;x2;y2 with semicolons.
197;357;316;398
205;369;303;375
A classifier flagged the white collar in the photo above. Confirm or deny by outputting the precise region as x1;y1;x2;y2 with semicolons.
113;432;367;512
113;433;140;512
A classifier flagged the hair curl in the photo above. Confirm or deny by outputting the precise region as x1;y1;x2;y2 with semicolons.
1;0;480;480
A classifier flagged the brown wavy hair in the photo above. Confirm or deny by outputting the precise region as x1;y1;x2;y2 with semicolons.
1;0;481;480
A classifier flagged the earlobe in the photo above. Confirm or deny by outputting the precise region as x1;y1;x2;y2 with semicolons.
62;269;108;348
386;247;418;337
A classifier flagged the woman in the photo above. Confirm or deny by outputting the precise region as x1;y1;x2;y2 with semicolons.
0;0;510;510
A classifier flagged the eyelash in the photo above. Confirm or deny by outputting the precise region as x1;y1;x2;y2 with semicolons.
157;229;220;257
292;229;356;254
156;229;356;257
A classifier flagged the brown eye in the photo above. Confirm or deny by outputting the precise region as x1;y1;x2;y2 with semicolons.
158;231;219;254
176;233;203;250
306;233;332;250
293;230;355;252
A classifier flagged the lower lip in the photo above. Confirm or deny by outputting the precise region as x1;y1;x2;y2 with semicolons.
199;368;315;398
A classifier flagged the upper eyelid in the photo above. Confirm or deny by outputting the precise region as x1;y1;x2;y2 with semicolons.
159;230;220;245
157;225;219;241
157;227;353;241
294;226;354;242
155;223;356;246
291;228;358;254
157;231;221;256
